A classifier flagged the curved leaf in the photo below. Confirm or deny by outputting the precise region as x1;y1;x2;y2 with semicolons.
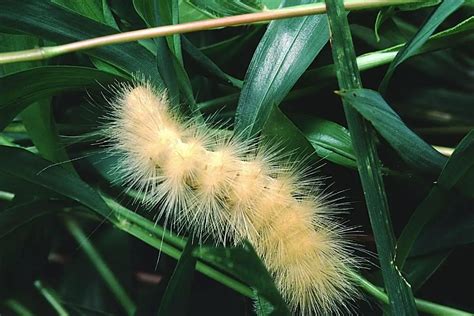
0;145;111;219
0;0;161;81
339;88;447;175
0;66;120;130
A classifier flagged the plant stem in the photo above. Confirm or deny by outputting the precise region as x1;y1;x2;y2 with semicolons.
63;217;136;316
34;280;69;316
349;271;473;316
325;0;418;314
0;0;421;65
3;299;34;316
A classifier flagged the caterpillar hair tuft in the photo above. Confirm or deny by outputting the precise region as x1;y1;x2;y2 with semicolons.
102;81;361;315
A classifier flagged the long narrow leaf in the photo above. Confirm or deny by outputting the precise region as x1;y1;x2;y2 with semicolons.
0;0;161;81
379;0;464;92
0;66;120;130
325;0;418;314
339;88;447;175
235;0;329;138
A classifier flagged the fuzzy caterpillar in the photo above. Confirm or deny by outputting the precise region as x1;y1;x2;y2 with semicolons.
103;82;359;315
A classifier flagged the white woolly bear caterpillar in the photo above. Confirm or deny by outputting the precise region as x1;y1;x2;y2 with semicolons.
103;81;360;315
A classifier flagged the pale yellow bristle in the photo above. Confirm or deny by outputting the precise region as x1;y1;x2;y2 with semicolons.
103;83;360;315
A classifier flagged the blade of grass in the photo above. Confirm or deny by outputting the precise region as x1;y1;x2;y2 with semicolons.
324;0;417;314
234;0;329;138
63;217;136;316
4;299;34;316
182;37;243;89
0;34;74;172
379;0;464;93
338;88;447;175
349;271;473;315
157;240;196;316
397;130;474;267
34;280;69;316
0;66;120;131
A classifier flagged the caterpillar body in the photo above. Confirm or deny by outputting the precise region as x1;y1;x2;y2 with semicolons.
104;82;359;315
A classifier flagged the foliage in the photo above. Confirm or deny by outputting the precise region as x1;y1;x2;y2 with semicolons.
0;0;473;315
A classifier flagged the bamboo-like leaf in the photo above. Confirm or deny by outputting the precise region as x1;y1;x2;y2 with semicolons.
339;88;447;175
234;0;329;138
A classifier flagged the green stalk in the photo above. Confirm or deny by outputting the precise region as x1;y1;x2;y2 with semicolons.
349;272;473;316
4;299;34;316
102;194;186;249
34;280;69;316
325;0;417;315
63;217;136;316
0;0;422;65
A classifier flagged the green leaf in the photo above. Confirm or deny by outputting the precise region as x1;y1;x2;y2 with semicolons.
0;33;75;170
325;0;417;314
64;217;136;316
0;0;161;81
185;0;263;18
52;0;118;28
133;0;179;101
262;107;315;158
374;7;396;43
234;0;329;138
339;88;447;175
0;66;120;130
182;37;243;89
397;131;474;265
134;0;196;110
437;130;474;196
379;0;464;92
262;107;357;168
0;145;112;220
298;117;357;169
193;243;290;315
158;240;196;316
178;0;212;23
